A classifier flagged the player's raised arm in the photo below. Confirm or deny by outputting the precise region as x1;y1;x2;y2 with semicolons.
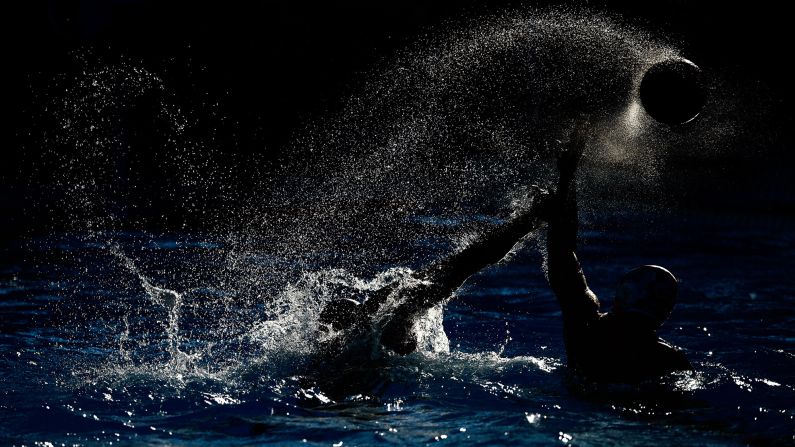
546;120;600;322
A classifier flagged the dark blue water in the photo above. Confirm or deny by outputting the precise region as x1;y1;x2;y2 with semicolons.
1;210;793;446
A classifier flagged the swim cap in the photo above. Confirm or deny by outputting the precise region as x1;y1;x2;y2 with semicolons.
613;265;678;328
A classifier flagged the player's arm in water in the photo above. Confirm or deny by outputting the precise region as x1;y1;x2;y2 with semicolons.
421;196;548;307
318;192;546;347
375;191;549;354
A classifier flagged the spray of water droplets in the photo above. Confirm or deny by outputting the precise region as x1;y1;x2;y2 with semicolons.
32;9;699;390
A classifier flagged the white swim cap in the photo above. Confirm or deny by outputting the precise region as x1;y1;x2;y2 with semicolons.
613;265;678;328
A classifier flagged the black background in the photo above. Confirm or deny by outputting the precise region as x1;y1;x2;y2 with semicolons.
4;1;794;242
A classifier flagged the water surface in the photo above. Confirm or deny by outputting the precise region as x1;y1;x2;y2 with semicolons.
2;211;792;446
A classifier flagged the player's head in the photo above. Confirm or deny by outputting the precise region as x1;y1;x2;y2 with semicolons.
613;265;678;330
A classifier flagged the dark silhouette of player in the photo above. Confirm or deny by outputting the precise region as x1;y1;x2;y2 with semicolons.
319;120;691;382
545;120;691;382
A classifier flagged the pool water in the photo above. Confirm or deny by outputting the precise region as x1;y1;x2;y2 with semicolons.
1;210;793;446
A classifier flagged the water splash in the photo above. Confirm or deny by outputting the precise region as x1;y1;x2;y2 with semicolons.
108;244;191;371
32;9;710;391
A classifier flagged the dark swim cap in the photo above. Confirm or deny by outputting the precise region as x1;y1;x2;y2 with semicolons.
614;265;678;328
